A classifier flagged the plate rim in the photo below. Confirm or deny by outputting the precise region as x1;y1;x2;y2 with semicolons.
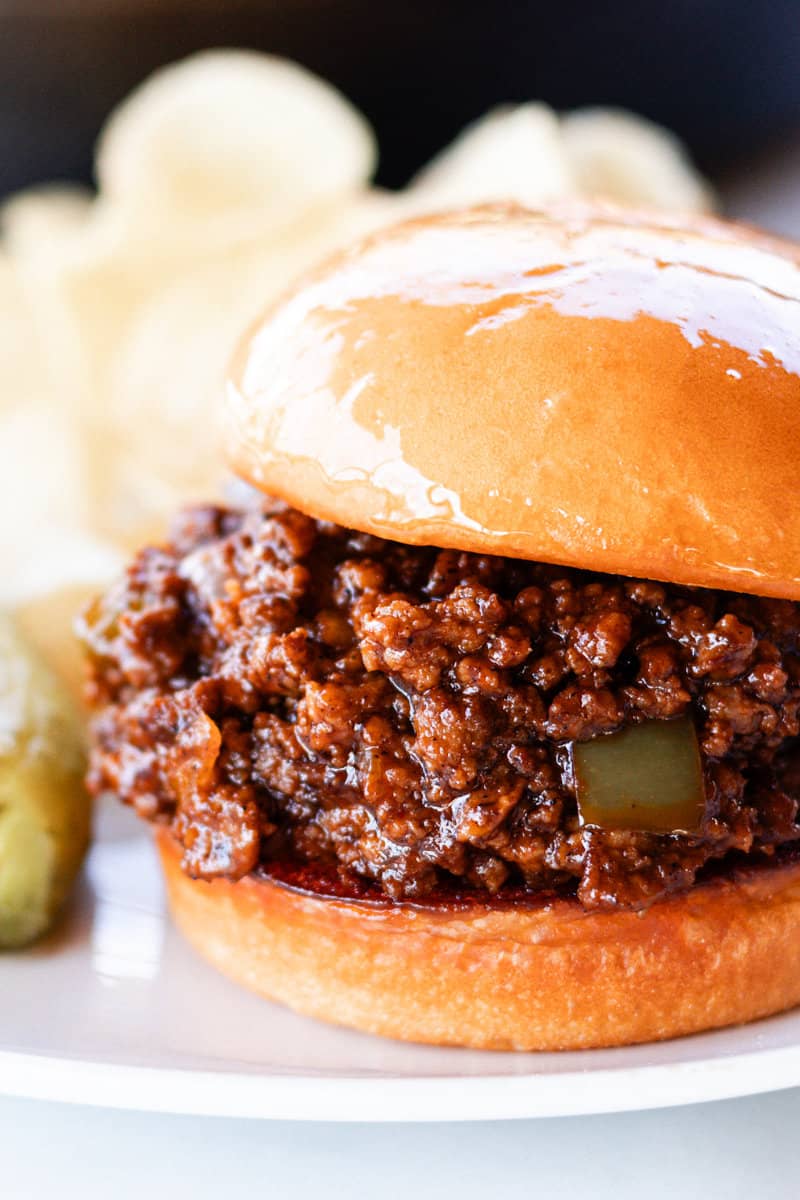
2;1040;799;1121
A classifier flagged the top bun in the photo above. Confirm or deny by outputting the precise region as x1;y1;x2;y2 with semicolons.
226;203;800;599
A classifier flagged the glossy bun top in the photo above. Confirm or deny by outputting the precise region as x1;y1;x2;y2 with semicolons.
225;203;800;598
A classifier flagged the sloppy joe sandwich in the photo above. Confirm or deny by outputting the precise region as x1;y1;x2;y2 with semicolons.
79;204;800;1050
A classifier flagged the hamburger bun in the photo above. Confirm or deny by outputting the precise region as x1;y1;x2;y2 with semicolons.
226;203;800;599
158;831;800;1050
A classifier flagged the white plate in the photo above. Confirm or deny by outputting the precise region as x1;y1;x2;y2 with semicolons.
2;800;800;1122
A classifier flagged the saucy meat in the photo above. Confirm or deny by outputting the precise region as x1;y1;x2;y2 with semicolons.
80;500;800;911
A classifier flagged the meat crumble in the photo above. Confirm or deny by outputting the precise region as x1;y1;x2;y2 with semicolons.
79;500;800;911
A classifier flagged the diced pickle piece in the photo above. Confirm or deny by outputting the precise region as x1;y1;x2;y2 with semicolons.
572;716;705;834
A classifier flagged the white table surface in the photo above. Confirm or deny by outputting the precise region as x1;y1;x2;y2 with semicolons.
3;1087;800;1199
4;149;800;1200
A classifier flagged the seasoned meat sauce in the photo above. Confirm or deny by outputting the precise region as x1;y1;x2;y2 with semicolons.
80;500;800;911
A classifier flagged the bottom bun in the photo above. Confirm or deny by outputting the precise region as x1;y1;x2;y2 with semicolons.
156;830;800;1051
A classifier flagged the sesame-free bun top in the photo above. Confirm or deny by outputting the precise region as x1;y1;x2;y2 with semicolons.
226;203;800;599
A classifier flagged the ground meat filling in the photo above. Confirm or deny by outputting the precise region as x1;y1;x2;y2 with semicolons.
81;501;800;911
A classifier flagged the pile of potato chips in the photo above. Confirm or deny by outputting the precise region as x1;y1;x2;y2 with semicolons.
0;50;711;687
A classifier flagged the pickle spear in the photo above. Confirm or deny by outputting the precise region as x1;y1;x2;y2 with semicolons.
572;715;705;834
0;612;90;948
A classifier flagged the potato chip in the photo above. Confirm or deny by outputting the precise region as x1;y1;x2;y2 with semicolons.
561;108;713;211
15;582;110;706
2;52;383;547
96;50;377;248
106;193;398;532
407;104;574;211
1;185;92;259
0;404;97;592
0;257;29;409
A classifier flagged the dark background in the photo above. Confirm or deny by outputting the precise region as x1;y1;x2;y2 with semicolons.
2;0;800;196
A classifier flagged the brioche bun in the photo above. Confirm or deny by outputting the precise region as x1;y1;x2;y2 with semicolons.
158;831;800;1050
226;203;800;599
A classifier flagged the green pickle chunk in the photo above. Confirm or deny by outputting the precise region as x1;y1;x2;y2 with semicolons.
0;613;90;948
572;715;705;835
